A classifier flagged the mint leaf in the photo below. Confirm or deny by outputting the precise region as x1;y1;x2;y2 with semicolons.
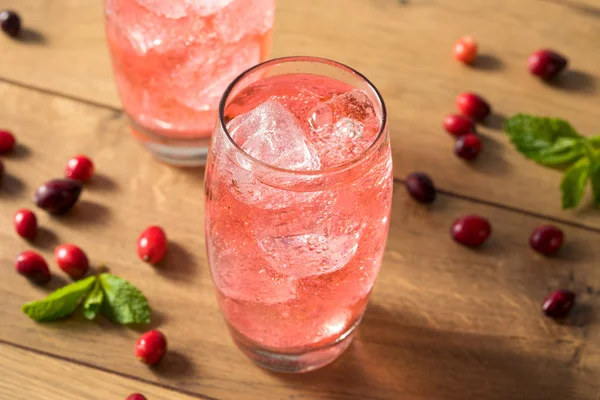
83;279;104;320
505;114;584;166
590;161;600;204
22;276;96;322
560;157;590;209
99;273;151;324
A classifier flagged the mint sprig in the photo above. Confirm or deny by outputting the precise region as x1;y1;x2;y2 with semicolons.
22;273;151;324
505;114;600;209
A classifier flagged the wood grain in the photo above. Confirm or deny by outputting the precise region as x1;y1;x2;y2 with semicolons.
0;0;599;228
0;343;204;400
1;82;599;399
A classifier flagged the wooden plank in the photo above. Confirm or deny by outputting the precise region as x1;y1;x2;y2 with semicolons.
0;0;599;228
1;82;599;399
0;343;204;400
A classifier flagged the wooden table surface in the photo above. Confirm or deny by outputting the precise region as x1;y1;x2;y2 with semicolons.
1;0;599;399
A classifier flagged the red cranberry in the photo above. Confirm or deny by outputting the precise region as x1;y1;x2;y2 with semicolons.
451;215;491;247
455;133;482;160
0;10;20;38
65;155;94;182
34;179;83;215
443;114;475;137
15;251;51;284
405;172;436;204
138;226;167;264
542;289;575;319
0;129;15;153
136;330;167;365
126;395;147;400
14;208;37;240
530;225;564;255
528;49;568;81
456;92;491;121
453;36;478;64
55;244;89;280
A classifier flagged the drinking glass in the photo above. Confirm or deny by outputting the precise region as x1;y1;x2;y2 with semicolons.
104;0;275;166
205;56;393;372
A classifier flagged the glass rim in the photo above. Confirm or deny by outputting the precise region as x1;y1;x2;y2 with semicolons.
217;56;388;176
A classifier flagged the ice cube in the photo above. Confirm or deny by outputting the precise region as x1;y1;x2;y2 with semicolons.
308;90;379;166
214;0;274;42
208;236;297;304
228;100;321;171
185;0;236;15
258;216;364;278
136;0;188;18
172;39;261;112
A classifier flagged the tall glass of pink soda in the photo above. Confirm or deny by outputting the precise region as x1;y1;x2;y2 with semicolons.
104;0;274;166
205;57;393;372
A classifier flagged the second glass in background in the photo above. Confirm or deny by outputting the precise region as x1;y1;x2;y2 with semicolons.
105;0;274;165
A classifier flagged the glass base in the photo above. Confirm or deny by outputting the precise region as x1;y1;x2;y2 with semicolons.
128;117;212;167
229;319;360;373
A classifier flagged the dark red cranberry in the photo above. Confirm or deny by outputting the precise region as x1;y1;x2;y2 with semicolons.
15;251;51;284
405;172;436;204
136;330;167;365
542;289;575;319
530;225;564;255
528;49;568;81
55;244;89;280
451;215;491;247
0;129;15;153
137;226;168;264
65;155;94;182
34;179;83;214
443;114;475;137
455;133;482;160
14;208;37;240
0;10;20;38
126;395;147;400
456;93;491;121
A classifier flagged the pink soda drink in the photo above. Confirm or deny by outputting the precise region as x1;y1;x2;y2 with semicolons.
104;0;274;165
205;57;393;372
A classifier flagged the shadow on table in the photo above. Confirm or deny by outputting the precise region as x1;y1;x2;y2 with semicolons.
17;27;47;45
154;241;200;281
551;70;596;94
271;304;577;400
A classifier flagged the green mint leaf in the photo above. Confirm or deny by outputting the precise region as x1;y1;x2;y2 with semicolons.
22;276;96;322
82;279;104;320
99;273;151;324
590;161;600;204
505;114;584;166
560;157;590;209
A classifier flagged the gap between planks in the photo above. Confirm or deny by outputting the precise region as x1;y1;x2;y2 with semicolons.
0;339;219;400
1;74;598;235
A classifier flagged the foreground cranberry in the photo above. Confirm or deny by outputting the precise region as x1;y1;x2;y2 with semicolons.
456;92;491;121
455;133;482;160
34;179;83;215
0;129;15;153
530;225;564;255
528;49;568;81
443;114;475;137
453;36;478;64
15;251;50;284
65;155;94;182
405;172;436;204
451;215;491;247
136;330;167;365
138;226;167;264
14;208;37;240
0;10;20;38
55;244;89;280
126;395;147;400
542;289;575;319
